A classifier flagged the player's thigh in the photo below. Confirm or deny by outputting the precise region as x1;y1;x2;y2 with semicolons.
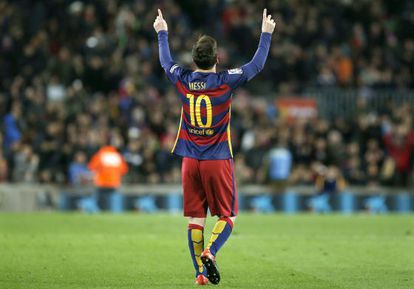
200;159;238;217
182;157;208;217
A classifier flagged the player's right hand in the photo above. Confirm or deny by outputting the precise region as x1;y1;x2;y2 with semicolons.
261;8;276;34
153;9;168;33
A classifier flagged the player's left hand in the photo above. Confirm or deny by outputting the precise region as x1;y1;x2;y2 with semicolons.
153;9;168;33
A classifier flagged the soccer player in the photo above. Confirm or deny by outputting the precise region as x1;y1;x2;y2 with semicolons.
153;8;276;286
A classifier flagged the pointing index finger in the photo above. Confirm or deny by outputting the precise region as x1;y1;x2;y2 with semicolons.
263;8;267;19
158;9;163;19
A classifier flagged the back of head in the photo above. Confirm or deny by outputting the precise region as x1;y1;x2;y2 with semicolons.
192;35;217;70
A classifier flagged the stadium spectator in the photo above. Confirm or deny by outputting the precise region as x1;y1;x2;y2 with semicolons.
343;142;366;185
1;0;414;187
0;156;7;183
88;145;128;210
12;144;39;183
309;165;346;213
267;141;292;193
316;166;346;196
383;122;414;187
122;138;144;183
68;151;91;186
3;103;22;155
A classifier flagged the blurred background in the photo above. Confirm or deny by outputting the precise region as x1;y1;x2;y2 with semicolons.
1;0;414;213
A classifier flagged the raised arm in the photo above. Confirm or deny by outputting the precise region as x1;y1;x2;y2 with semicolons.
153;9;173;70
242;9;276;81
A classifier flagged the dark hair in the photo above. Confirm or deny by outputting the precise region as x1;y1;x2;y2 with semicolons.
192;35;217;70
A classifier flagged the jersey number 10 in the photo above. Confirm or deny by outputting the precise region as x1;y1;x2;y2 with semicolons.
186;94;212;128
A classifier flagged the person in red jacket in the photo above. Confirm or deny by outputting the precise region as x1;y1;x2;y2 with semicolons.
88;146;128;210
383;123;414;187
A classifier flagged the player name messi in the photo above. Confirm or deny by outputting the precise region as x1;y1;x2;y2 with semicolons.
188;127;215;136
189;82;206;90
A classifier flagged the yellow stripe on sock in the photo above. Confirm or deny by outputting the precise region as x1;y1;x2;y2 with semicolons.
191;229;204;273
206;220;227;249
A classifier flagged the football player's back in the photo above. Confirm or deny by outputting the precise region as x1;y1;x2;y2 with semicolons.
170;68;237;160
159;32;272;160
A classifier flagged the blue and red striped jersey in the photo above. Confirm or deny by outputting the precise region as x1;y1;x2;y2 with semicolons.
167;68;249;160
157;31;272;160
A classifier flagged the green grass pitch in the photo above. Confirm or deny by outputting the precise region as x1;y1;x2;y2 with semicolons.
0;213;413;289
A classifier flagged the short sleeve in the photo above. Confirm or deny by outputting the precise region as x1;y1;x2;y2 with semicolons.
222;67;249;89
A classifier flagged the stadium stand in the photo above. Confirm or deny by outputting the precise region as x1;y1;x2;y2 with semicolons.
1;0;414;195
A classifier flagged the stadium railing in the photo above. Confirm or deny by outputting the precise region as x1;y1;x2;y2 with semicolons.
282;88;414;119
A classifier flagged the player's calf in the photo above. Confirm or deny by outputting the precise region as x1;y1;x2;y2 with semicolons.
206;216;234;256
187;219;206;281
202;216;235;285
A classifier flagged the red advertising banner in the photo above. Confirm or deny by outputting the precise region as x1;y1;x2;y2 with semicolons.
276;97;318;122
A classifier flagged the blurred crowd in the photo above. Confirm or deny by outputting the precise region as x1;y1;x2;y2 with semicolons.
1;0;414;187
